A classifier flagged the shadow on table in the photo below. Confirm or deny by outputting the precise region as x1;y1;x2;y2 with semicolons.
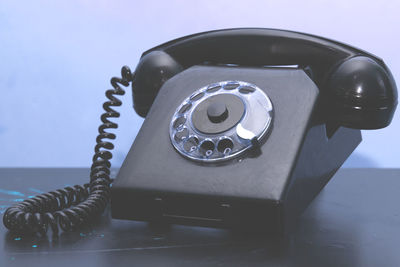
2;201;362;267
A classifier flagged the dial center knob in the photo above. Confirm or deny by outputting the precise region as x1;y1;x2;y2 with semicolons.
191;94;245;134
207;101;228;123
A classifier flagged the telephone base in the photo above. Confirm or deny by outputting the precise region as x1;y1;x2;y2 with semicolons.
111;66;361;235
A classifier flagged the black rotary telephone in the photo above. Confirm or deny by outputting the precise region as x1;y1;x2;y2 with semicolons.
4;28;397;235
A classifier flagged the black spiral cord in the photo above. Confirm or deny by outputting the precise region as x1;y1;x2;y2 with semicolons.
2;66;134;235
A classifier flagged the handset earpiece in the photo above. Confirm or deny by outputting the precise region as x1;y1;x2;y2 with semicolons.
132;51;183;117
326;56;398;129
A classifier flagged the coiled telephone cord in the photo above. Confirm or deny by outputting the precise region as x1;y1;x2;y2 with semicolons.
2;66;134;235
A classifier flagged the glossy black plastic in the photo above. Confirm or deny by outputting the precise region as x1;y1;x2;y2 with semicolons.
132;28;397;129
133;51;183;117
327;56;398;129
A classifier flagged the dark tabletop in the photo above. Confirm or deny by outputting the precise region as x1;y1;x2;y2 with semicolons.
0;168;399;267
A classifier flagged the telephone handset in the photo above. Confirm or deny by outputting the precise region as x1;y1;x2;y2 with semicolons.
3;29;397;235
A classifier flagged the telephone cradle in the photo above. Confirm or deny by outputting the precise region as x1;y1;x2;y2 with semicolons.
3;29;397;236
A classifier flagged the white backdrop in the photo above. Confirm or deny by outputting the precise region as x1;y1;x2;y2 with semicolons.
0;0;399;167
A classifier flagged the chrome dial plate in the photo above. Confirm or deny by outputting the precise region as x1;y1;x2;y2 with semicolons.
169;81;273;163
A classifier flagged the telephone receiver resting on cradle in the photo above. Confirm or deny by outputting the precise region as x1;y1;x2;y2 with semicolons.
3;28;397;236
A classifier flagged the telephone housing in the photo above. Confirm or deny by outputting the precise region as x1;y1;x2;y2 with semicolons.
111;29;397;234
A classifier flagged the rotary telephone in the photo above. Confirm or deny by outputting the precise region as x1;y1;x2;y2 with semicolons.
3;28;397;235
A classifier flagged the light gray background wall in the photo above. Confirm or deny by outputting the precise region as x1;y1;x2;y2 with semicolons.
0;0;399;168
